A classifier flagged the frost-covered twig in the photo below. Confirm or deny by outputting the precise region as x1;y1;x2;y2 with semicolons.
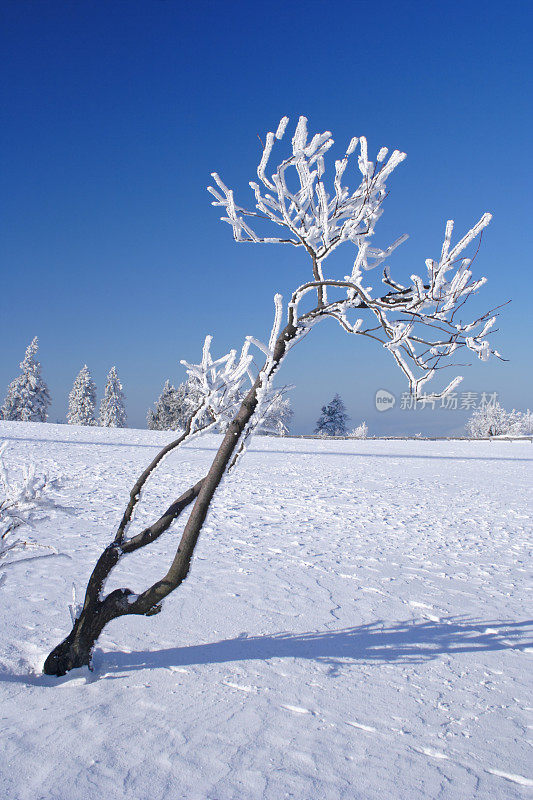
0;443;60;572
210;117;499;399
68;584;83;625
115;332;259;545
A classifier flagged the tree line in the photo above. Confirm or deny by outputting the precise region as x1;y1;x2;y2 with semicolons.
0;338;294;434
0;338;127;427
3;340;528;438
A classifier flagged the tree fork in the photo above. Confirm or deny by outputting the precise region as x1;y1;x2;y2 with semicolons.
43;477;205;675
43;322;296;676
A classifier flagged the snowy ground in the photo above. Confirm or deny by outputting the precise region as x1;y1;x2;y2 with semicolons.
0;421;532;800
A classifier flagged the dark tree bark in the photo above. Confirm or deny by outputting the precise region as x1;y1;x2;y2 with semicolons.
43;320;297;676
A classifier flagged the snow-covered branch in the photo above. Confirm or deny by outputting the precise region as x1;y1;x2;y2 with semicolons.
208;116;405;261
180;334;254;426
209;116;499;398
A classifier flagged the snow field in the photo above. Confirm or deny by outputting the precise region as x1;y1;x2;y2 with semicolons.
0;421;531;800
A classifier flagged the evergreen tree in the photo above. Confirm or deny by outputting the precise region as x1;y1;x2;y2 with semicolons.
147;377;205;431
315;394;349;436
67;366;97;426
1;337;51;422
180;376;212;427
147;380;181;430
99;367;127;428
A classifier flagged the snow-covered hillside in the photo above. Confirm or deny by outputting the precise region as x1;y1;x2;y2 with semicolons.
0;421;531;800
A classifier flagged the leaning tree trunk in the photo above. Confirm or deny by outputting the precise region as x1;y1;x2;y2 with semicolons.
43;319;297;676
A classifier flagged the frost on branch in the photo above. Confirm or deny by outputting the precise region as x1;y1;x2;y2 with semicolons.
208;116;406;260
180;334;254;428
180;297;286;443
209;116;501;398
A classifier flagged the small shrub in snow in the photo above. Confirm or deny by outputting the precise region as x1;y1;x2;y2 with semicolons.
351;421;368;439
257;393;293;436
466;402;524;438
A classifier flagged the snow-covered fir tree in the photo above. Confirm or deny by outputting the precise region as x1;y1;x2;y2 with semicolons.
99;367;127;428
147;380;181;430
466;401;524;438
67;366;97;426
147;377;205;430
257;393;293;436
315;394;349;436
1;337;51;422
180;376;205;424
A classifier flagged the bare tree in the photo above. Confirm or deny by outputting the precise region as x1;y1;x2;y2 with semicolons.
43;116;501;676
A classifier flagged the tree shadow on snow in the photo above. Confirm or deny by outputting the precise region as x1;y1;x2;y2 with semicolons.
185;445;533;463
0;617;531;686
2;433;531;463
97;616;533;676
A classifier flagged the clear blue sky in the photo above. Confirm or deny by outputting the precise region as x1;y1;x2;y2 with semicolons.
1;0;531;434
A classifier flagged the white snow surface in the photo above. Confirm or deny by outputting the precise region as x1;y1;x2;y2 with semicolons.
0;421;531;800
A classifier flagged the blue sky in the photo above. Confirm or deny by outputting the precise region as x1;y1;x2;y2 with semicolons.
1;0;531;434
